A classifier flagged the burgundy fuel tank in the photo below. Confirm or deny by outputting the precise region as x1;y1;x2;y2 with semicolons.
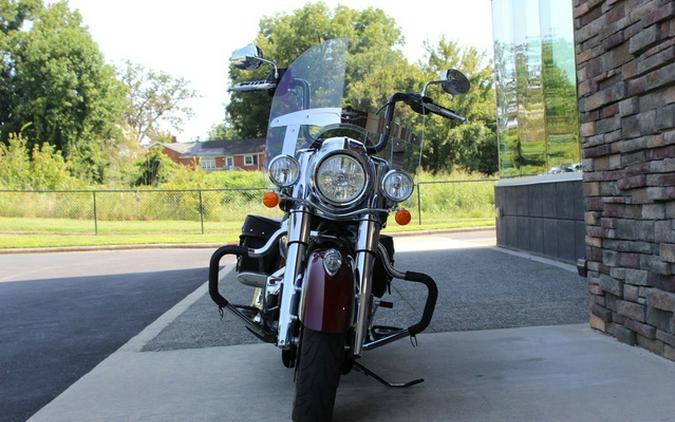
299;248;354;333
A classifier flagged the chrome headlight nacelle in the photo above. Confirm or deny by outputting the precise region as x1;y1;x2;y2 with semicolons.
381;169;414;203
314;152;368;206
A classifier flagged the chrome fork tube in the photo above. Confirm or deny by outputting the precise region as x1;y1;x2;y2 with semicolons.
353;214;380;356
277;206;311;348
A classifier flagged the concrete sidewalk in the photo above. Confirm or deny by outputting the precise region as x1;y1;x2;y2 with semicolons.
30;324;675;422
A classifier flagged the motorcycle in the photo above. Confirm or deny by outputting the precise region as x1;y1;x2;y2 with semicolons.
208;39;469;421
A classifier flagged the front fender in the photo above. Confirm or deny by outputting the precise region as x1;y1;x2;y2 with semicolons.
299;248;354;333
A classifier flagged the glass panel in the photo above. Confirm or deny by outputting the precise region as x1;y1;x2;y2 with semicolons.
539;0;581;173
516;0;546;175
493;0;519;177
492;0;580;177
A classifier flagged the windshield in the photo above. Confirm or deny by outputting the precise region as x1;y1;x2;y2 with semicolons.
265;39;422;173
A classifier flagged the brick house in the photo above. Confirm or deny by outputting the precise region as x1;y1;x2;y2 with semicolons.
157;138;266;171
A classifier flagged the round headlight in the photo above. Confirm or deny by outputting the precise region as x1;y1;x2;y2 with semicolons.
381;170;414;202
315;154;366;205
268;155;300;187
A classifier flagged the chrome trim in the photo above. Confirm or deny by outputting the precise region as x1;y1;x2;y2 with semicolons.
265;267;284;296
311;150;370;208
267;155;300;187
380;169;414;203
237;272;267;288
353;215;380;356
279;194;389;219
248;226;287;257
362;329;409;351
277;207;311;348
322;248;342;277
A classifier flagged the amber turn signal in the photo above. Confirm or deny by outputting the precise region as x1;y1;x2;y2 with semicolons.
263;191;280;208
395;209;411;225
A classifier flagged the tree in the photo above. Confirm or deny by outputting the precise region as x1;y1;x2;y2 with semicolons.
222;3;419;139
419;38;497;174
0;130;79;189
133;146;176;186
0;0;127;182
120;60;197;144
207;122;236;140
218;3;498;175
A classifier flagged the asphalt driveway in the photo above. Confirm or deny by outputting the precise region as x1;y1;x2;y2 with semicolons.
144;234;587;351
0;249;213;422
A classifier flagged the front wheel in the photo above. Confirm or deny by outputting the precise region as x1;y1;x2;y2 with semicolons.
292;328;345;422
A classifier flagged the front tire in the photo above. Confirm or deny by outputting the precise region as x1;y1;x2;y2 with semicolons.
292;328;345;422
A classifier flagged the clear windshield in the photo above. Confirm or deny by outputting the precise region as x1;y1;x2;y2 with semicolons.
265;39;422;173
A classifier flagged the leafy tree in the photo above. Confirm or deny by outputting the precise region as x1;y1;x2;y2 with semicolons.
133;146;176;186
207;122;236;140
222;3;418;138
419;38;497;174
0;0;127;182
0;132;31;188
120;60;198;143
219;4;498;175
30;141;76;188
0;130;79;189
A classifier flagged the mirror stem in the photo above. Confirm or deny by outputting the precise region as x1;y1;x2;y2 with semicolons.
257;57;279;80
420;80;444;97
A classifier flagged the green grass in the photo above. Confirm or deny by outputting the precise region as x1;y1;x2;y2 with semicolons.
0;215;494;249
0;171;496;249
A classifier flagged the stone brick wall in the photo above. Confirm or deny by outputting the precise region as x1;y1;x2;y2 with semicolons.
574;0;675;361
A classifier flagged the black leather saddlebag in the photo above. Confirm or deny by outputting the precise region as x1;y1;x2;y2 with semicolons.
237;215;281;274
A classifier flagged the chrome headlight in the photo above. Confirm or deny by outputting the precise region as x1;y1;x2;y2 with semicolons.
315;153;366;205
381;170;414;202
268;155;300;187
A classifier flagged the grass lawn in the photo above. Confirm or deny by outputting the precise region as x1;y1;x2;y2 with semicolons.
0;216;494;249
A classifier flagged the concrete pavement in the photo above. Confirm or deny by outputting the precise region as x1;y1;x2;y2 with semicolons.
15;231;675;421
30;324;675;422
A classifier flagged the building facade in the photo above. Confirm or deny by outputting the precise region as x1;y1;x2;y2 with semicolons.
493;0;675;362
575;0;675;361
492;0;585;263
158;138;266;172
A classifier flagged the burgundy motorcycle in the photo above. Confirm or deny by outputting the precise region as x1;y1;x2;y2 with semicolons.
209;38;469;421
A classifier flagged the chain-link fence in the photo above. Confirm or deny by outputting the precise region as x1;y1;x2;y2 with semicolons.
0;179;496;238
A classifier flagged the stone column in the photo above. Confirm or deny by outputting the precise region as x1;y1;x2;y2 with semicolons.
574;0;675;360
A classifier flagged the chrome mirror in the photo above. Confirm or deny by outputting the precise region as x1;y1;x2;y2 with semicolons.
230;44;265;70
441;69;470;95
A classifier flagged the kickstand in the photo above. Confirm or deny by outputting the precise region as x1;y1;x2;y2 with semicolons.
352;361;424;388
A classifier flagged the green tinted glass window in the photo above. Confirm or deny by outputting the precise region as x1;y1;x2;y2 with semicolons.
492;0;580;177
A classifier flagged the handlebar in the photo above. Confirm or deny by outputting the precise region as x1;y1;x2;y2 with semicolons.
421;100;466;123
366;93;409;154
366;93;466;154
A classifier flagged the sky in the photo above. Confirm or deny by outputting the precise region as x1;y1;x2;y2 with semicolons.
66;0;494;142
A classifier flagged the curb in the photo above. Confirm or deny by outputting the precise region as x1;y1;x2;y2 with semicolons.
387;226;495;238
0;226;495;255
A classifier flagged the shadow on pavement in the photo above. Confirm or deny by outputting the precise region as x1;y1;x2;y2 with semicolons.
0;267;207;422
